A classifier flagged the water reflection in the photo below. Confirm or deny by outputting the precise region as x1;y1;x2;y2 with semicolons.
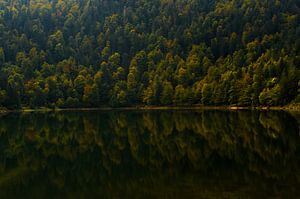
0;110;299;198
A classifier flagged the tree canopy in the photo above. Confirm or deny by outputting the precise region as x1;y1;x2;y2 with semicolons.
0;0;299;108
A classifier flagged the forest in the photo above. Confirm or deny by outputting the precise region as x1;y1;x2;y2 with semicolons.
0;0;299;108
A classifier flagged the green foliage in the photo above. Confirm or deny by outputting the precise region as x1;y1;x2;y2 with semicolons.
0;0;299;108
0;48;4;66
0;89;7;105
160;81;173;105
259;85;282;106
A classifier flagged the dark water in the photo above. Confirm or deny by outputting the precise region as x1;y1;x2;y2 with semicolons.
0;110;299;199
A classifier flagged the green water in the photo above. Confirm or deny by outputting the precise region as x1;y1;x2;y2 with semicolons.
0;110;299;198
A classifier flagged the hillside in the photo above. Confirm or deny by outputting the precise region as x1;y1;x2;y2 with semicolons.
0;0;299;108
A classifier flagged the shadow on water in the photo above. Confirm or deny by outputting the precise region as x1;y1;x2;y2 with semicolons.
0;110;299;198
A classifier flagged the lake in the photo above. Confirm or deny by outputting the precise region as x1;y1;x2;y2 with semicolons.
0;110;299;198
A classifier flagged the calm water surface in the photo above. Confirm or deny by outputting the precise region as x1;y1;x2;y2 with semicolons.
0;110;299;198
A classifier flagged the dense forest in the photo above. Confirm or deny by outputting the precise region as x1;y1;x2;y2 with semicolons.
0;0;299;108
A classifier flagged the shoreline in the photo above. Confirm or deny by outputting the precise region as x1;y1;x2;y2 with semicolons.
1;104;300;114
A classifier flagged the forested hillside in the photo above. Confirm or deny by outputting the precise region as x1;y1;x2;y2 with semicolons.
0;0;299;108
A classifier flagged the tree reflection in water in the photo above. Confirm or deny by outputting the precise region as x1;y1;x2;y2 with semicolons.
0;110;299;198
